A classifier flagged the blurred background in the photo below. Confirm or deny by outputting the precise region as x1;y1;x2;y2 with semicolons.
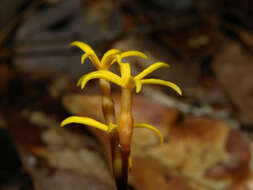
1;0;253;189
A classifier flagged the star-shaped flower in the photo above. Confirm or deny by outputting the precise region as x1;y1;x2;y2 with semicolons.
77;55;182;95
70;41;147;70
60;116;164;169
61;43;182;172
60;116;163;145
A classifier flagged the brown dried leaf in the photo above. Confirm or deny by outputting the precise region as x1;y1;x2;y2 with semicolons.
212;41;253;125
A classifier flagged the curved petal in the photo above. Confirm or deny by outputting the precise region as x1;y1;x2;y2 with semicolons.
110;50;148;66
70;41;101;68
81;54;89;64
120;51;148;59
134;123;164;145
118;62;131;86
61;116;108;132
77;70;123;89
135;62;169;80
133;78;142;93
141;79;182;95
76;76;82;87
101;49;121;68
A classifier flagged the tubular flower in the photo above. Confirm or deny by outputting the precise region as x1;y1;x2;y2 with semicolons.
70;41;147;70
77;58;182;96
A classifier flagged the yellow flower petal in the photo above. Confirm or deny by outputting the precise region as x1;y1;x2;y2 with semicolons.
135;62;169;80
61;116;108;132
134;123;164;145
76;77;82;87
81;54;89;64
118;62;131;86
133;78;142;93
101;49;121;68
110;50;148;66
70;41;101;68
77;70;123;89
120;50;148;60
141;79;182;95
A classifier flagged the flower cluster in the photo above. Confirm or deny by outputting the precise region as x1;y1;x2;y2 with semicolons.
61;41;181;163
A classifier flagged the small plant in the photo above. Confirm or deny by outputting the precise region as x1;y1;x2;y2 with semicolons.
61;41;182;190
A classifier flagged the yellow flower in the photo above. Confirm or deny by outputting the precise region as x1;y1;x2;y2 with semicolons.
61;116;163;169
62;44;181;171
70;41;147;70
61;116;163;144
77;57;182;95
61;116;116;133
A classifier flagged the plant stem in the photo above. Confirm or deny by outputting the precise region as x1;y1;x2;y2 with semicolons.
118;87;133;190
99;79;116;124
99;79;122;189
